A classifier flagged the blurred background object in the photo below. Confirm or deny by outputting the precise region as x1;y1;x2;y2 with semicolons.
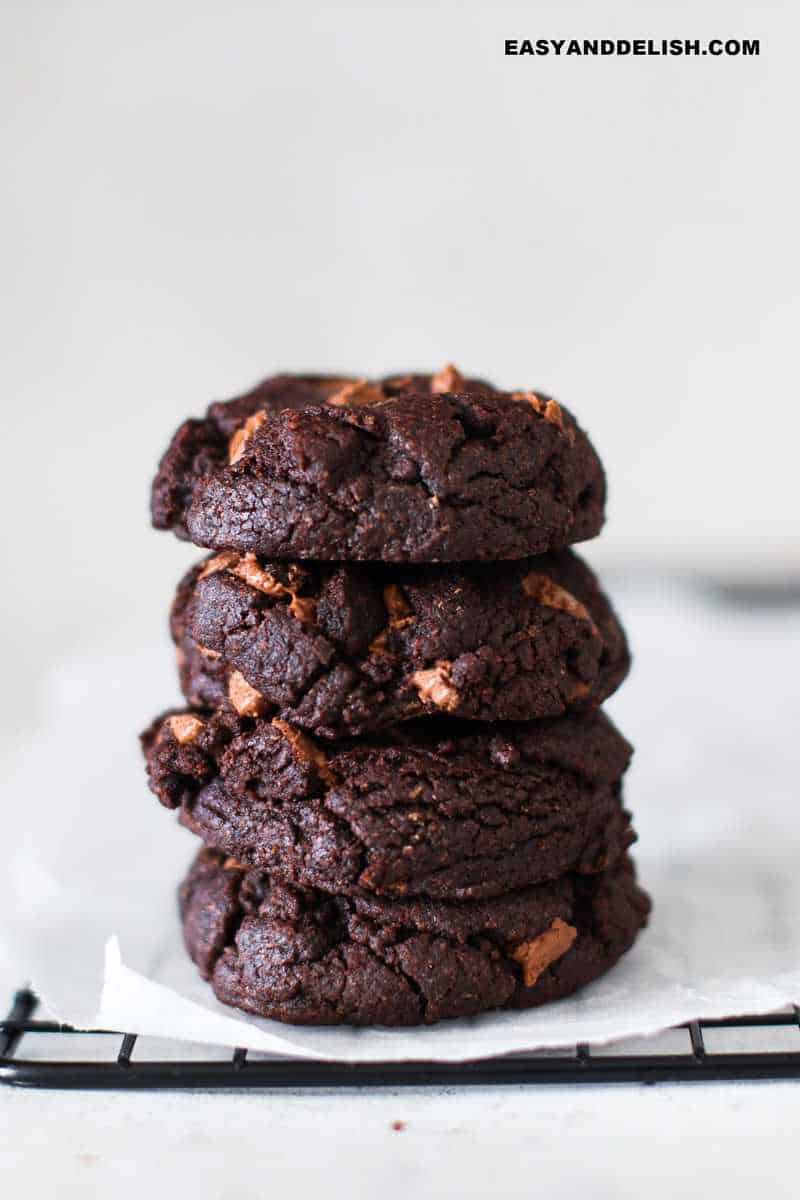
1;0;798;735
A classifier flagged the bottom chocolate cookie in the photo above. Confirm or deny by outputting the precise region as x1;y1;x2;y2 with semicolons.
180;849;650;1027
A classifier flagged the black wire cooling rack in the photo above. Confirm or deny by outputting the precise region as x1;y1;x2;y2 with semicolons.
2;989;799;1089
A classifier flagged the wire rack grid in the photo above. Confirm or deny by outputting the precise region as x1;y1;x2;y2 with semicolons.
2;990;800;1090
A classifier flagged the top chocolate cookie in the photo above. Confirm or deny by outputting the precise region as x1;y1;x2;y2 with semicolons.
151;366;606;562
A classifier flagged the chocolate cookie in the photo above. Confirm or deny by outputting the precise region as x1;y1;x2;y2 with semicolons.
180;847;650;1026
151;366;605;562
142;708;635;900
171;548;629;737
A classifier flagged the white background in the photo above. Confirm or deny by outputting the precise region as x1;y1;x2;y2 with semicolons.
1;0;799;734
2;3;799;1194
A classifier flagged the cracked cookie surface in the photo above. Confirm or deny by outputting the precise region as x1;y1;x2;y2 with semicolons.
151;368;605;562
142;708;636;900
171;548;629;736
180;847;650;1025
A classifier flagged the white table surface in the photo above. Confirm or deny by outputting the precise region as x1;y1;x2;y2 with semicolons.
2;1069;798;1199
2;957;797;1198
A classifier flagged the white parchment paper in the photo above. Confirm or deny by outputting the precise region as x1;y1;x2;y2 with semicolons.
2;577;798;1061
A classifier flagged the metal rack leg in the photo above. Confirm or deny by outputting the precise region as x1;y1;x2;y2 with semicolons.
0;990;38;1058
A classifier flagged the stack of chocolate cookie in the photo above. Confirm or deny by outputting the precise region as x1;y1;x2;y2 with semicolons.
143;365;650;1026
